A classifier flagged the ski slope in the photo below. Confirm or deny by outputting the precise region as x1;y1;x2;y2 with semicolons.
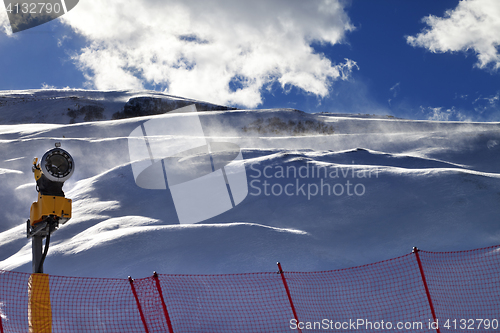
0;89;499;278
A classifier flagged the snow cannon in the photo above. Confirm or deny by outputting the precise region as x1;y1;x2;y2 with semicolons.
27;143;74;239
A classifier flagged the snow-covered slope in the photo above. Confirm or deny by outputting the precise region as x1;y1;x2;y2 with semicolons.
0;90;499;278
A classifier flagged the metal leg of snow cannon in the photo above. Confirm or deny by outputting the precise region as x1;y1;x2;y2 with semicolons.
28;218;57;274
32;235;44;273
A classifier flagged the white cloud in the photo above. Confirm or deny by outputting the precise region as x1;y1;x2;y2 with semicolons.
473;91;500;116
407;0;500;71
389;82;400;96
388;82;400;105
61;0;355;108
422;106;470;122
41;83;57;89
0;5;13;36
420;91;500;122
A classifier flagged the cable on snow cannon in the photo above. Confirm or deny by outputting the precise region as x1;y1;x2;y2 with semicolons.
27;142;74;273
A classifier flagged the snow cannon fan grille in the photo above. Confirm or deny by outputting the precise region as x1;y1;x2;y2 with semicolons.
40;147;75;182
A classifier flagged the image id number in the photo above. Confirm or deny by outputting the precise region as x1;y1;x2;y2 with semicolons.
443;319;499;330
6;2;63;14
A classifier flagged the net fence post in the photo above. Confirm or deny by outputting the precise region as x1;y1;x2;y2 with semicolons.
129;276;150;333
413;247;441;333
153;272;174;333
277;262;302;333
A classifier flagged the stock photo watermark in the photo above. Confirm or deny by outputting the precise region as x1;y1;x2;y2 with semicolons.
128;105;248;225
290;318;499;331
127;105;379;224
248;162;379;200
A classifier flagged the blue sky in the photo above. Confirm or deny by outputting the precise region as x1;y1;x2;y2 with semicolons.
0;0;499;121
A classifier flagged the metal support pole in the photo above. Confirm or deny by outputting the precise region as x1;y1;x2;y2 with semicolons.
32;235;44;273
